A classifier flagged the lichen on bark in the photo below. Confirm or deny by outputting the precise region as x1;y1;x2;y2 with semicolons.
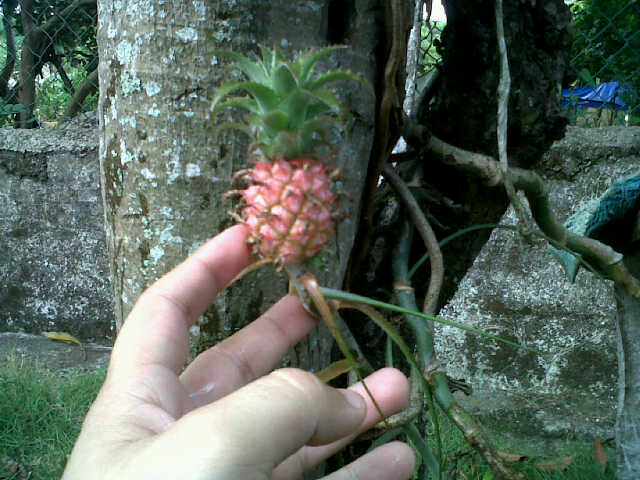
96;0;380;373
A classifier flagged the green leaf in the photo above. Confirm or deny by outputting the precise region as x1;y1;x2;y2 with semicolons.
261;110;290;137
402;424;441;479
210;50;269;83
272;131;299;158
305;87;343;114
213;121;253;141
272;64;298;97
308;70;374;96
212;81;279;113
210;81;253;112
211;97;259;115
259;45;286;75
298;45;348;85
243;83;280;112
321;287;541;354
305;102;334;119
285;89;312;126
577;67;594;85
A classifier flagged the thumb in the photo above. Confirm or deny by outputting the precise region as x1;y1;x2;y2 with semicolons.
142;368;366;478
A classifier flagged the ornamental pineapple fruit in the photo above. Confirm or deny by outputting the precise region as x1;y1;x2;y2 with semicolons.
212;46;369;266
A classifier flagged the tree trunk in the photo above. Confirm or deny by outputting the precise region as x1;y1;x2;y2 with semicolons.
0;0;17;100
413;0;573;306
615;248;640;479
19;0;38;128
96;0;381;375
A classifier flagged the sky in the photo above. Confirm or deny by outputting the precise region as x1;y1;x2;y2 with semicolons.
429;0;447;23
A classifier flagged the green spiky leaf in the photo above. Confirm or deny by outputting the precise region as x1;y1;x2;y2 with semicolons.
298;45;348;85
261;110;290;137
213;121;253;141
210;50;269;83
260;45;286;75
272;131;299;158
285;90;313;126
305;102;334;119
272;64;298;97
305;87;343;114
211;97;259;115
308;70;374;95
211;46;370;159
242;83;279;112
212;81;279;113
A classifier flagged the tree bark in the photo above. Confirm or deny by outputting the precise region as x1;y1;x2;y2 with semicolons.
19;0;38;127
97;0;380;376
63;67;97;119
615;248;640;479
0;0;17;100
412;0;573;306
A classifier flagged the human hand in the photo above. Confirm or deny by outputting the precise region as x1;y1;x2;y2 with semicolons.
62;225;415;480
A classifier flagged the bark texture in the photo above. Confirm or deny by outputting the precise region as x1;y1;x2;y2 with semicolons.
615;248;640;480
96;0;380;372
413;0;573;306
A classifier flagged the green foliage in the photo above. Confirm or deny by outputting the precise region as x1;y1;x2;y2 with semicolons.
35;64;98;121
0;0;97;126
0;354;105;480
211;46;371;160
418;20;445;76
569;0;639;88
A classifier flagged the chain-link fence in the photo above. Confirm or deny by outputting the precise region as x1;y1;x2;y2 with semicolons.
565;0;640;126
417;0;639;127
0;0;98;128
0;1;638;128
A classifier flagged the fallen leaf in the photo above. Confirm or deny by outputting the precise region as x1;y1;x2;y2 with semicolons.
536;454;575;472
42;331;87;360
42;331;82;346
594;437;607;473
498;451;529;463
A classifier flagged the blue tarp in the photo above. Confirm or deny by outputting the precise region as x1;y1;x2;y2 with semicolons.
562;81;633;110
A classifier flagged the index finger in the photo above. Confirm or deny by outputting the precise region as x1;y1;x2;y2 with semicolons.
110;224;251;374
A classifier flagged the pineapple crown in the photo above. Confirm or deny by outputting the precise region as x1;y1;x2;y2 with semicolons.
211;46;372;160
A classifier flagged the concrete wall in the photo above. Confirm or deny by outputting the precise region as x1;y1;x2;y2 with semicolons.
435;126;640;450
0;124;114;341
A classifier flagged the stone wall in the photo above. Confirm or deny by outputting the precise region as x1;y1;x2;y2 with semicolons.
435;126;640;450
0;123;114;341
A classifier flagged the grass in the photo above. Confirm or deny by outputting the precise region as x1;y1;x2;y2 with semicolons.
420;409;618;479
0;353;619;479
0;353;106;480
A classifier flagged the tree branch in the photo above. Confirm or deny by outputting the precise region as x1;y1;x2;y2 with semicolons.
426;133;640;299
495;0;533;237
63;68;98;118
41;0;97;37
346;0;409;286
0;0;18;99
382;165;443;315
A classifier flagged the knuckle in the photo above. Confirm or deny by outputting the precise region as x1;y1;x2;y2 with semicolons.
270;367;324;400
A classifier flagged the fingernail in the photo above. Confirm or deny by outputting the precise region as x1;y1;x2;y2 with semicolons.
341;389;366;411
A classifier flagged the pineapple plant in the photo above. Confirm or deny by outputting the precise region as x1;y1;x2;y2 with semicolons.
211;46;369;267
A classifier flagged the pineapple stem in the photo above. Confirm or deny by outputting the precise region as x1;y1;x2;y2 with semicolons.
292;270;390;430
228;258;273;286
